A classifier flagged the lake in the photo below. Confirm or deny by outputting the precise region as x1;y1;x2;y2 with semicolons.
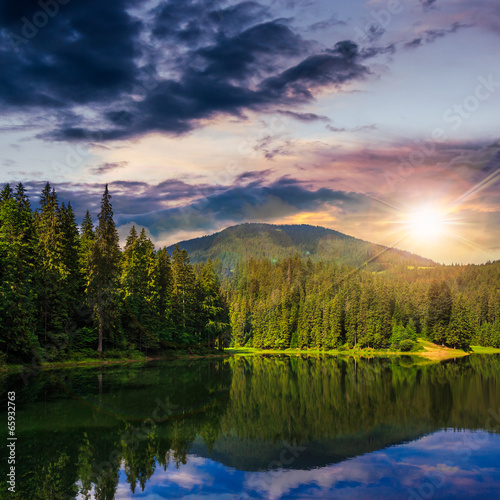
1;354;500;499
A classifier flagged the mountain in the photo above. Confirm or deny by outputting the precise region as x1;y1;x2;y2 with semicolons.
167;223;436;271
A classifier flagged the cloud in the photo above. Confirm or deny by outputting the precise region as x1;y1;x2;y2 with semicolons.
13;177;231;223
404;22;472;49
260;50;369;99
91;161;128;175
0;0;142;108
419;0;438;11
306;14;347;32
277;110;331;122
113;176;362;240
360;44;396;59
234;169;273;183
252;134;295;160
327;124;377;133
0;1;374;142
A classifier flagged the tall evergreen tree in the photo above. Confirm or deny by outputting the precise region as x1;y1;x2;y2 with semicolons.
171;244;197;344
198;259;230;350
79;210;95;287
58;202;81;317
155;247;173;341
427;281;452;345
35;183;68;345
447;294;474;350
87;185;122;355
0;184;38;360
121;227;159;351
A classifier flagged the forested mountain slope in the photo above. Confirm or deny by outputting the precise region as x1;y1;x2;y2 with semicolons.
168;223;436;271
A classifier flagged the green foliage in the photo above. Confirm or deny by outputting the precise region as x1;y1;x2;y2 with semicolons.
87;185;122;354
0;183;230;362
7;354;500;499
0;183;39;361
400;339;415;352
34;453;77;500
226;256;498;352
167;222;436;272
69;327;98;352
1;181;499;361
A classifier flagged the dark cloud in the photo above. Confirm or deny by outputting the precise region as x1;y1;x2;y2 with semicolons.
419;0;438;11
152;0;270;43
0;1;474;144
404;22;472;49
306;14;346;32
255;135;294;160
113;176;360;237
234;169;273;183
91;161;128;175
260;50;369;100
51;34;369;141
277;110;331;122
195;21;307;81
360;44;396;59
0;0;142;108
0;1;373;141
5;175;361;239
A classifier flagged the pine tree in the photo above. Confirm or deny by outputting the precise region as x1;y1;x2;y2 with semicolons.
155;247;173;341
35;183;68;346
0;183;38;361
171;244;197;345
0;183;13;204
427;280;452;346
328;293;345;348
58;202;81;318
87;185;122;355
79;210;95;286
199;258;230;350
297;299;311;348
447;294;474;350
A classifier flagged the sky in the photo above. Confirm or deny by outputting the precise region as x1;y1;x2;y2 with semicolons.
1;0;500;264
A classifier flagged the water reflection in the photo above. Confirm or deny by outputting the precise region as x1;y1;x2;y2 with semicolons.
1;354;499;499
115;429;499;499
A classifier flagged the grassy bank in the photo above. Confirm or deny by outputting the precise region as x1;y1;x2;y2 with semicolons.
226;338;478;362
470;345;500;354
3;341;497;373
3;348;230;373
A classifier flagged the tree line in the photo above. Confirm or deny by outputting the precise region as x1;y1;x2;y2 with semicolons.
1;182;499;362
227;254;500;351
0;182;229;363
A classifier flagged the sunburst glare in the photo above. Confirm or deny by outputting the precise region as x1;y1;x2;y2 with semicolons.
404;207;451;240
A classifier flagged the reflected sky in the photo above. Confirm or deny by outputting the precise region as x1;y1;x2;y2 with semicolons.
4;355;500;499
109;430;500;499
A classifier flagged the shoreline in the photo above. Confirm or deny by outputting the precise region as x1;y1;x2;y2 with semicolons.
2;343;499;372
2;351;231;373
226;341;500;362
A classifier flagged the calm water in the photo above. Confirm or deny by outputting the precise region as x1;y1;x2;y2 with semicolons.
1;354;500;499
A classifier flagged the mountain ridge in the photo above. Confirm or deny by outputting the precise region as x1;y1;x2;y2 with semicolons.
167;223;436;271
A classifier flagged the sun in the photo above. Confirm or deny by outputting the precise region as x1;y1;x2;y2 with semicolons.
405;207;449;240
